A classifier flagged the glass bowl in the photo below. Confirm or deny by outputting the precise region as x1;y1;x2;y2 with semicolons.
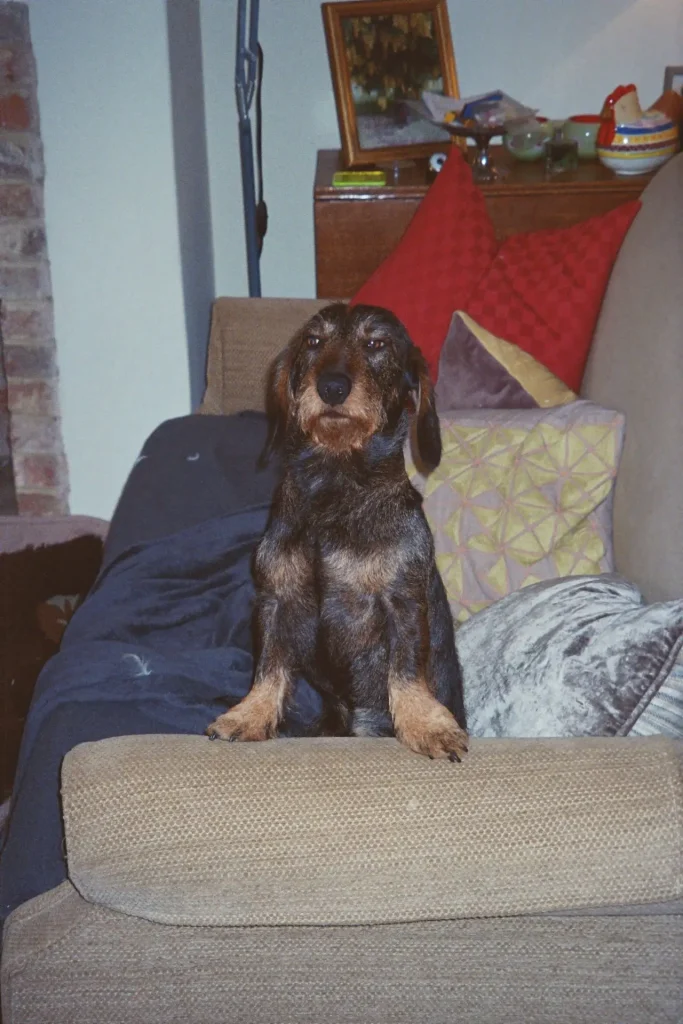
442;121;507;182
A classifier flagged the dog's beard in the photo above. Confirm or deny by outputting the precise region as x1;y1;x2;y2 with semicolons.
296;383;385;456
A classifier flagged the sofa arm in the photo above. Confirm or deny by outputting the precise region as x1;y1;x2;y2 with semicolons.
61;734;683;928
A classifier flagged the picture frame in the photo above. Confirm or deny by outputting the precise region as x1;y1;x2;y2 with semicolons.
663;65;683;96
322;0;460;168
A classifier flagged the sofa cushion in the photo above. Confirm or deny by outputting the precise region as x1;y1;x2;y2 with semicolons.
3;881;683;1024
465;200;641;391
435;311;577;412
350;148;498;379
407;401;624;623
61;734;683;928
457;574;683;738
199;297;330;415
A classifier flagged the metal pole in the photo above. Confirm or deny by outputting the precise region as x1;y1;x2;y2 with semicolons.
235;0;261;297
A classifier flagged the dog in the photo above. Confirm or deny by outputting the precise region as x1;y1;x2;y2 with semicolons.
207;303;468;761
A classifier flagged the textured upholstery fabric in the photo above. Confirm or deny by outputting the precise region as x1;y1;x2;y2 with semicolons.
61;734;683;928
3;881;682;1024
581;152;683;603
407;401;623;622
199;297;329;415
466;200;641;390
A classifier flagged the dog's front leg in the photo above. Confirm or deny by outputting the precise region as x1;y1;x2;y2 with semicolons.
385;596;468;762
207;596;292;742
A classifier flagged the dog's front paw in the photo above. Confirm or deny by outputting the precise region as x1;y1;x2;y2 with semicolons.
421;715;469;763
392;689;468;762
206;694;278;743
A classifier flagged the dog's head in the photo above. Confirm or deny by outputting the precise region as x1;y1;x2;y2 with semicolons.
262;303;441;470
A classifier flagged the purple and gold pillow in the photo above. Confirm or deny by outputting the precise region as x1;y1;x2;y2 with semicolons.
407;401;625;623
435;312;577;412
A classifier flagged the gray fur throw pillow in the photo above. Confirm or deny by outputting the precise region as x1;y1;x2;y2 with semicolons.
457;574;683;737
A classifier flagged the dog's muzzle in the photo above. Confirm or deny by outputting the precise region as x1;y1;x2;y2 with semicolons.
317;371;351;407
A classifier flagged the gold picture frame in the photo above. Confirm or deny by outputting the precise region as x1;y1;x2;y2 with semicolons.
322;0;460;168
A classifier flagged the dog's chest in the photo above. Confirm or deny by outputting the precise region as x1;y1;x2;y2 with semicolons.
319;543;398;596
308;505;403;595
261;472;416;599
257;525;400;599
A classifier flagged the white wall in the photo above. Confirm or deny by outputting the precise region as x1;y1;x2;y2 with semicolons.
27;0;190;519
27;0;683;518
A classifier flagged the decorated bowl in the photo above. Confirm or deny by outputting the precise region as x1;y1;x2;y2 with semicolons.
597;109;679;176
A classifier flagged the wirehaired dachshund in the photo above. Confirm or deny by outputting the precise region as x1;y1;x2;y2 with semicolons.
207;303;468;761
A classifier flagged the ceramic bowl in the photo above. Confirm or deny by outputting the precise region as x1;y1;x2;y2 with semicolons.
504;117;550;162
597;109;679;176
564;115;601;159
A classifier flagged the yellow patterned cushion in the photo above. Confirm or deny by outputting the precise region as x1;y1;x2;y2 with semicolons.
407;401;625;623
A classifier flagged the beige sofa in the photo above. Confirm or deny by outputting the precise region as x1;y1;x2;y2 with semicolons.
2;154;683;1024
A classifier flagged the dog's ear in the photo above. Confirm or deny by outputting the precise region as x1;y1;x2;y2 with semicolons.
407;344;441;472
259;346;293;467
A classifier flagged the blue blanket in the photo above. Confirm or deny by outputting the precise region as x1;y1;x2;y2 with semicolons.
0;413;321;921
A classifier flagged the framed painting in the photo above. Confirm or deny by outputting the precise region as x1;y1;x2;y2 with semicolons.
322;0;460;167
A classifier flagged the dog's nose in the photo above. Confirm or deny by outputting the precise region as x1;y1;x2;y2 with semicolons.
317;371;351;407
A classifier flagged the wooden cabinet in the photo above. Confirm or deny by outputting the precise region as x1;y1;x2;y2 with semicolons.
313;148;651;299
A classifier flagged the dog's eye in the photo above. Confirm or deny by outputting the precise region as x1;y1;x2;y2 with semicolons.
306;335;322;349
365;337;386;351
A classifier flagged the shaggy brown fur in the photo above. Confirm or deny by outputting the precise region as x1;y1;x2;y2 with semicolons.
207;304;467;761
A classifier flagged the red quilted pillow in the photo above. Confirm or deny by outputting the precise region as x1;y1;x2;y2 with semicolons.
465;201;641;391
350;148;497;378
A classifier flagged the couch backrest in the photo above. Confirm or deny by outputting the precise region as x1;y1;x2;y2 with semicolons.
581;152;683;602
200;297;329;416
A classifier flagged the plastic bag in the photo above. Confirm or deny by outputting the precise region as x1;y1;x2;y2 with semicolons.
421;89;537;129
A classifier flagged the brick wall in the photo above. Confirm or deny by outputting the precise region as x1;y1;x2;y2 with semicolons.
0;1;68;515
